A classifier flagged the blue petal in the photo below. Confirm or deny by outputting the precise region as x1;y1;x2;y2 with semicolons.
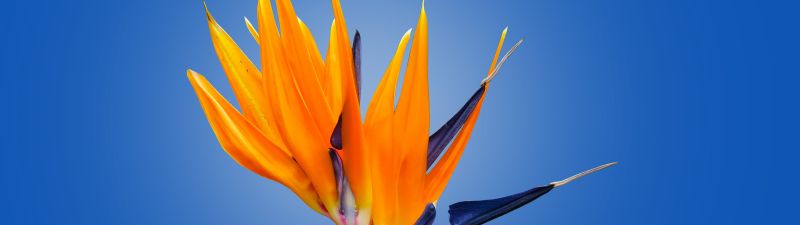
330;115;343;150
328;148;346;196
427;85;486;168
328;148;358;222
446;162;618;225
448;184;554;225
352;30;362;100
414;203;437;225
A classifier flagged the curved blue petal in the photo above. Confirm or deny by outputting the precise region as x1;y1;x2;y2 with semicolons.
329;148;357;222
415;203;437;225
448;184;554;225
328;148;346;200
352;30;362;99
427;85;486;168
330;115;343;150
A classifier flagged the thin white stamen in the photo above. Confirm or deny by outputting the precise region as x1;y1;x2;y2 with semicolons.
550;162;617;187
482;38;524;85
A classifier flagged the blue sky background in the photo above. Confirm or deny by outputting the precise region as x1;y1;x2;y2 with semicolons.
4;0;798;224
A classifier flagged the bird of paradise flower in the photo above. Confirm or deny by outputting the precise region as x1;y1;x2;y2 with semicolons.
187;0;616;224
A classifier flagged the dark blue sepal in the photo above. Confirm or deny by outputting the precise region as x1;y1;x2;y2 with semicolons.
328;148;346;197
352;30;362;100
427;85;486;168
414;203;437;225
330;115;343;149
448;184;554;225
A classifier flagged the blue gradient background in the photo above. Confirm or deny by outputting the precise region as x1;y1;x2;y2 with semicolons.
4;0;798;224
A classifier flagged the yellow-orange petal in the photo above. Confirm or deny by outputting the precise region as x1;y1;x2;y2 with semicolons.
258;0;339;217
204;6;287;153
488;27;508;78
331;0;354;78
244;16;260;45
329;1;372;224
186;69;323;214
297;17;326;83
322;20;344;114
365;29;412;225
340;62;373;225
392;4;430;224
275;0;336;135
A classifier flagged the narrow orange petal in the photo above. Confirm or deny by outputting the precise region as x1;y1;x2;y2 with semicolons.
488;27;508;78
392;5;429;224
187;69;323;214
258;0;339;217
322;20;344;113
330;1;373;224
340;65;373;225
297;17;326;83
204;6;287;153
364;29;412;225
365;29;412;132
331;0;354;77
275;0;336;135
244;16;260;45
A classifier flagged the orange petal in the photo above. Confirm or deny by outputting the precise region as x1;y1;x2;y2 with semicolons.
329;0;355;121
322;20;344;114
330;1;372;224
258;0;339;217
298;17;326;83
204;6;287;153
330;0;354;76
487;27;508;78
340;65;373;225
275;0;336;136
244;16;260;45
392;5;430;224
186;69;323;214
364;29;412;225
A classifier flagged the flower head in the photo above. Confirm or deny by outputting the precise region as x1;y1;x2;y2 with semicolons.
188;1;614;224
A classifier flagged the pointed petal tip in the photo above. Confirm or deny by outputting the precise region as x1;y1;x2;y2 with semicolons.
186;69;199;79
550;162;618;187
186;69;207;87
203;1;211;19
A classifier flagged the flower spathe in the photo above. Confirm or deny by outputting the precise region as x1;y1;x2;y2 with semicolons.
188;1;615;224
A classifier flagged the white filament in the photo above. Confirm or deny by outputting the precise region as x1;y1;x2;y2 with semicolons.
482;38;525;85
550;162;618;187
